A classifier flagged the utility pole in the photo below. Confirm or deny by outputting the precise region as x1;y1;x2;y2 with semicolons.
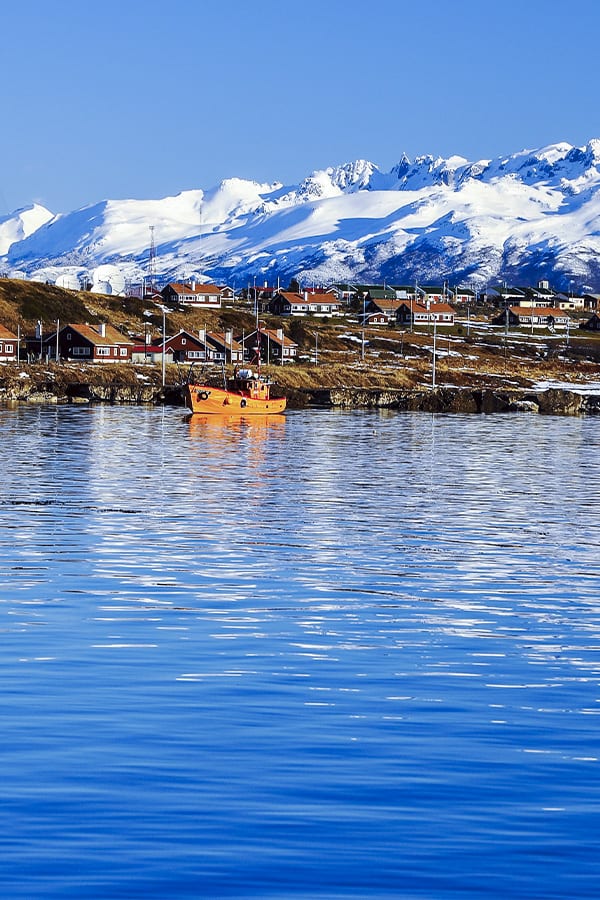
432;317;437;390
148;225;156;295
162;307;166;388
361;294;366;360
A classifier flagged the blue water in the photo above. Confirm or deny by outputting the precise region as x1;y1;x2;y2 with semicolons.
1;404;599;898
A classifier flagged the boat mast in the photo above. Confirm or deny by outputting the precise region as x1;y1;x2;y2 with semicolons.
253;292;262;377
255;322;262;378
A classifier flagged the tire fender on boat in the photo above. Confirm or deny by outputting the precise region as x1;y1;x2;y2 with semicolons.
240;398;247;408
198;391;209;401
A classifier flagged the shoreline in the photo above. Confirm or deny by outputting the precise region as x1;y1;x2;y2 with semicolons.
1;373;600;416
0;361;600;415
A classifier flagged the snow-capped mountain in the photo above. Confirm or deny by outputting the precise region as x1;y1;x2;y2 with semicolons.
0;204;54;257
4;140;600;293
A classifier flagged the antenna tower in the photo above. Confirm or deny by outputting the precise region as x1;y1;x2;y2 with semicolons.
148;225;156;293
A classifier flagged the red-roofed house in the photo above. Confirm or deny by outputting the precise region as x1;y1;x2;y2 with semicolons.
161;281;222;308
204;331;244;364
161;329;208;363
0;324;19;362
244;328;298;364
55;323;135;362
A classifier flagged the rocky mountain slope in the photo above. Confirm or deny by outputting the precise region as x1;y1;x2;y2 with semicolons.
3;140;600;292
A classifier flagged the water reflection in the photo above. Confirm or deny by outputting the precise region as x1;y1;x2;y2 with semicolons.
0;405;600;897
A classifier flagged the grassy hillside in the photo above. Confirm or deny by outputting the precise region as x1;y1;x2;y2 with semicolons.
1;277;600;392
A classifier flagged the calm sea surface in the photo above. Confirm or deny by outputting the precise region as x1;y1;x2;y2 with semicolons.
1;404;599;899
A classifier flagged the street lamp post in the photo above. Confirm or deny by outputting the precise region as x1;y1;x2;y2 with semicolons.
432;316;437;390
361;294;366;360
162;307;166;388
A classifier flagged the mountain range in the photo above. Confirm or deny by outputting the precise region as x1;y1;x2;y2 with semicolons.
3;139;600;294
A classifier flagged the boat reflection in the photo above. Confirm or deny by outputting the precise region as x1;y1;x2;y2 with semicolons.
185;413;286;482
186;413;286;436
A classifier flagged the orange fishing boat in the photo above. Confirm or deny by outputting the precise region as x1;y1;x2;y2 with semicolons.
186;368;286;415
186;323;286;415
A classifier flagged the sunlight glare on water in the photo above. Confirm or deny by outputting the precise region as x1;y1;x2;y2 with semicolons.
0;404;599;898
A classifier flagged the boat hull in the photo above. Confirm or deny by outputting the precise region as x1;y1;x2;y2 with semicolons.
186;384;286;415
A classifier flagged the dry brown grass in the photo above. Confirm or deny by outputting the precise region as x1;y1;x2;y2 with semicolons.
1;277;600;393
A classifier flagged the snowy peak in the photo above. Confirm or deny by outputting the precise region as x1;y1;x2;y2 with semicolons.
328;160;378;191
0;203;54;256
4;139;600;291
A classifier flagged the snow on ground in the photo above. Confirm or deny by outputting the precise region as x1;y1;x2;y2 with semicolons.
533;379;600;395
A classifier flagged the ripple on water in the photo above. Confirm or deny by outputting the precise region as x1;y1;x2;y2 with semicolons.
0;406;599;897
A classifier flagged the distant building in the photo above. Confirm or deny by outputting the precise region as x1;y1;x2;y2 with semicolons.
583;294;600;312
269;291;342;317
0;324;19;362
579;312;600;331
130;343;174;365
360;298;402;324
450;287;477;304
161;281;222;308
484;286;527;307
493;306;571;329
218;285;236;303
415;285;450;304
396;301;455;326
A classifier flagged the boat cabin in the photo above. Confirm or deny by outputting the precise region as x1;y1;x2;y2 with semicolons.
229;368;272;400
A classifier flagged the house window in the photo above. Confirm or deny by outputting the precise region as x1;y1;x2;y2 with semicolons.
5;344;13;353
119;347;128;356
182;338;186;345
97;347;111;356
73;346;91;356
188;350;203;359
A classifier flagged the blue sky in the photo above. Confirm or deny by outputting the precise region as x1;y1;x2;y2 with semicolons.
2;0;599;213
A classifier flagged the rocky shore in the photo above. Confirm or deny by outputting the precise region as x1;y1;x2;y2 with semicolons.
305;385;600;416
1;365;600;416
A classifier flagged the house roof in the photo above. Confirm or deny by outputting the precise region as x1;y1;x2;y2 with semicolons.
161;329;206;349
368;299;402;312
510;306;570;317
301;292;341;305
63;324;134;346
246;328;298;348
262;329;298;347
400;301;455;314
365;289;397;300
523;286;555;297
488;286;526;296
0;324;18;340
417;285;447;294
131;344;171;354
205;331;243;350
164;282;221;296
